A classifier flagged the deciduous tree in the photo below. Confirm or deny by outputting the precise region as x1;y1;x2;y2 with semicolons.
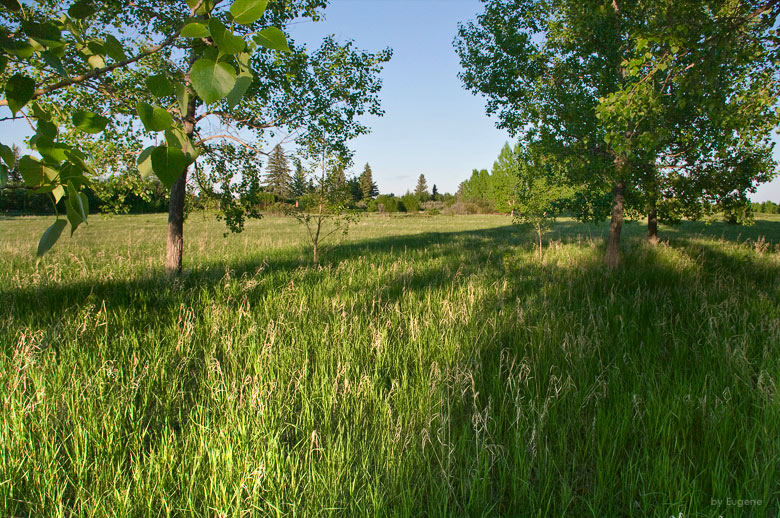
456;0;779;267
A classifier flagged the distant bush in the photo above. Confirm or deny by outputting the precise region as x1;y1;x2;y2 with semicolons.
442;201;493;215
400;193;420;213
368;195;401;213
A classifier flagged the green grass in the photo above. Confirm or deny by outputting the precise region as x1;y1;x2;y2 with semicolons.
1;212;779;517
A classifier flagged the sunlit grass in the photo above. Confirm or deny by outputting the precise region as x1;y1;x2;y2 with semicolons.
1;213;779;517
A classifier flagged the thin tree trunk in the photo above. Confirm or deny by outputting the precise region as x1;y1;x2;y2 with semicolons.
647;195;658;244
165;93;197;275
537;222;543;260
605;180;626;269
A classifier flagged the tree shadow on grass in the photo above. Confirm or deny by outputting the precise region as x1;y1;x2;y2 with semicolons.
3;217;780;516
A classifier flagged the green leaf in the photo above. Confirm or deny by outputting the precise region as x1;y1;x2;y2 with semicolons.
51;185;65;203
137;146;155;178
2;40;35;59
146;75;173;98
226;71;253;109
5;74;35;115
104;34;127;62
254;27;290;53
151;146;188;189
73;110;109;133
181;22;210;38
87;54;105;69
1;0;22;11
0;164;7;188
67;181;88;224
41;51;69;77
18;156;45;186
175;83;190;115
230;0;268;25
164;127;199;163
0;144;14;167
68;0;96;19
208;18;245;55
136;101;172;132
66;191;89;235
190;58;237;104
185;0;214;14
35;136;68;163
37;219;68;256
0;56;7;74
37;119;58;139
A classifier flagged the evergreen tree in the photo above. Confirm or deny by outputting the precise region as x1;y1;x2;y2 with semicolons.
359;163;379;199
431;184;439;201
264;145;293;199
415;174;429;201
290;160;310;198
327;164;348;195
347;176;363;202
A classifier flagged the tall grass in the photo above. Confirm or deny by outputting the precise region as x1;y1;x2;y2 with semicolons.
1;213;779;517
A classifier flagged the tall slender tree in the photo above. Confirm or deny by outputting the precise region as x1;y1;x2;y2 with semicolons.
415;173;429;201
290;159;310;198
264;145;292;198
359;162;378;199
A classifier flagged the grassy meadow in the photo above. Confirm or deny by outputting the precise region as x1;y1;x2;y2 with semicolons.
1;212;780;517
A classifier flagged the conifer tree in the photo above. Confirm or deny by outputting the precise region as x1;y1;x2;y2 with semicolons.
359;163;378;199
290;160;310;198
415;174;429;201
264;145;292;199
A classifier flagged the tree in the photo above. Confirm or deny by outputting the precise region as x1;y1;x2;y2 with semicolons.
431;184;439;201
514;147;574;259
490;142;520;214
359;162;378;199
264;145;292;198
415;173;429;201
289;148;357;264
1;0;391;274
290;159;310;198
456;0;779;268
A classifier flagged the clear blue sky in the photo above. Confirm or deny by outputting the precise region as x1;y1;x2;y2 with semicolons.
288;0;513;195
2;0;779;200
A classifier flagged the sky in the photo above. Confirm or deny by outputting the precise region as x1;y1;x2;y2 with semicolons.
287;0;514;195
2;0;779;201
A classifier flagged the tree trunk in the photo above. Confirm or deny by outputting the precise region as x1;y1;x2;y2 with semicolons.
605;180;626;269
537;221;543;260
164;94;197;275
647;195;658;245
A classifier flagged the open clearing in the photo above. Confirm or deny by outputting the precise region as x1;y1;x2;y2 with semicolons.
2;214;780;517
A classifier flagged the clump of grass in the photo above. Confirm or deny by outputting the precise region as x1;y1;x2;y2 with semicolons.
1;214;779;516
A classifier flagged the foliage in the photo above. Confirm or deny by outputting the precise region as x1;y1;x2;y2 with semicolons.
513;147;575;258
1;0;392;270
414;173;429;201
400;192;420;213
264;144;292;199
455;0;780;266
288;152;358;263
359;162;378;200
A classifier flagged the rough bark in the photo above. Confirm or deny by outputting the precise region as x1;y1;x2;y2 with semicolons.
605;180;626;269
165;94;197;275
647;199;658;244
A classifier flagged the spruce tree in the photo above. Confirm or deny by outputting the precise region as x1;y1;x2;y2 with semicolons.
415;174;429;201
359;163;378;199
264;145;293;199
431;184;439;201
290;160;310;198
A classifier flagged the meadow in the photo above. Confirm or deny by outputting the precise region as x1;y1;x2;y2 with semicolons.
1;212;779;517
